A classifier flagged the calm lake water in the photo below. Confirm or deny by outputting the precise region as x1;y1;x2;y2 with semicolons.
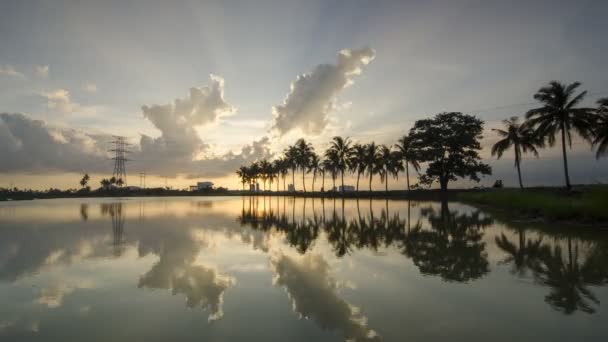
0;196;607;341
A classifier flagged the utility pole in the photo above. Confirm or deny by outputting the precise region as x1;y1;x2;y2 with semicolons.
139;172;146;188
109;136;131;186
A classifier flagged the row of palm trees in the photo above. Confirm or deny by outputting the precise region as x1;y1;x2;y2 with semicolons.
492;81;608;189
237;81;608;192
236;135;421;193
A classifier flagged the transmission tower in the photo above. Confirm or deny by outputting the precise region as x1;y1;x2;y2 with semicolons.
109;136;131;185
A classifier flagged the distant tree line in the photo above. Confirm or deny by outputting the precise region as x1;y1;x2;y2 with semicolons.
237;81;608;192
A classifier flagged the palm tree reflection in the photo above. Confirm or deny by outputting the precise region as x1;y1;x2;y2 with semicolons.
531;237;608;314
100;202;126;256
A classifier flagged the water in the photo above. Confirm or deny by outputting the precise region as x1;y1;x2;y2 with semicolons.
0;196;607;341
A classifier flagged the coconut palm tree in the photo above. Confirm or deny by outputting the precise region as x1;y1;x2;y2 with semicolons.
491;116;544;189
378;145;392;193
236;166;248;190
249;161;261;191
79;173;90;189
294;138;313;192
284;145;298;191
259;159;271;191
349;143;367;191
592;98;608;159
395;134;420;191
364;142;380;191
323;151;339;191
327;136;352;193
388;150;405;191
525;81;596;190
308;152;321;192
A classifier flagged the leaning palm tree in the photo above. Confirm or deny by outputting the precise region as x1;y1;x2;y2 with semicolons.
491;116;543;189
294;138;313;192
395;134;420;191
349;143;367;191
592;98;608;159
364;142;380;191
525;81;595;190
327;136;352;193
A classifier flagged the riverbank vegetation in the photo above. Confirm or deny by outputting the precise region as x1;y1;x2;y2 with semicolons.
459;186;608;223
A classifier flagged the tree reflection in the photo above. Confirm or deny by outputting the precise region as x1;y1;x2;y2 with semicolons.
495;229;543;277
238;197;493;283
401;200;493;282
100;202;126;256
531;237;608;314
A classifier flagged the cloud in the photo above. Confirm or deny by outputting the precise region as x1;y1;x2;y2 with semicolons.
271;47;375;136
138;75;235;163
34;65;49;78
0;113;109;173
0;64;25;79
41;89;82;114
83;82;97;93
270;252;381;341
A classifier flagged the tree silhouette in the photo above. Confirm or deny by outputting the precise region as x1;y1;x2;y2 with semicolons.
491;116;543;189
327;136;352;193
495;230;543;277
592;97;608;159
395;134;420;191
525;81;596;190
410;112;491;191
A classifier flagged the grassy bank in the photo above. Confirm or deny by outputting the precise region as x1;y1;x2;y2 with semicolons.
458;186;608;222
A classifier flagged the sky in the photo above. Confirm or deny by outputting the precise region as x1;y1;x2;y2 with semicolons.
1;0;607;190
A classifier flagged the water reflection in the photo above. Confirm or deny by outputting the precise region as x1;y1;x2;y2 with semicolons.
1;197;608;341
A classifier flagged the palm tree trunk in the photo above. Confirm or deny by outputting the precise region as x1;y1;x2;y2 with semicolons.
369;174;373;192
302;169;306;192
322;173;325;192
341;171;345;193
356;172;360;191
561;125;571;190
292;168;296;191
516;160;524;189
405;161;410;191
312;172;316;192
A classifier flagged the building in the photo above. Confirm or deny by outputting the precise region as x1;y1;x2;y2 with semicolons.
249;183;260;192
337;185;355;192
288;184;295;192
196;181;214;190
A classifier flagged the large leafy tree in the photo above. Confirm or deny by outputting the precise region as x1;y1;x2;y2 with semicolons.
525;81;595;190
409;112;491;191
395;134;420;191
491;116;543;189
593;98;608;159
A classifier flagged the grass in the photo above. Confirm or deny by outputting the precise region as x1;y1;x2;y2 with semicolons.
458;185;608;222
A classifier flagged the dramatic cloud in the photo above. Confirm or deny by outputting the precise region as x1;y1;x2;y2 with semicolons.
0;113;109;173
0;64;25;79
270;253;380;341
272;47;375;136
139;75;234;162
34;65;49;78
